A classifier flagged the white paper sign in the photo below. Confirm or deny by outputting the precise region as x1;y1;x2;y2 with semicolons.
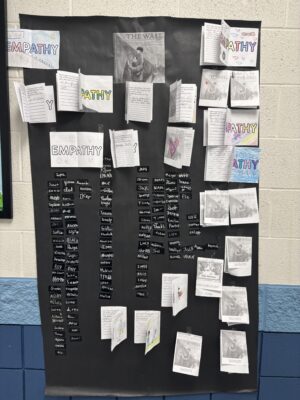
50;131;104;168
8;29;60;69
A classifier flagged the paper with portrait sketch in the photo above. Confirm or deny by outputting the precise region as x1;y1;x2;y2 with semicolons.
204;190;229;226
111;310;127;351
220;286;249;325
220;20;259;67
164;127;184;169
230;147;260;183
7;28;60;69
56;70;80;112
100;306;127;341
220;330;249;374
79;72;113;113
161;273;188;316
50;131;104;168
134;310;161;345
199;69;231;108
225;236;252;277
207;108;227;145
204;146;234;182
230;70;260;108
14;82;56;123
168;80;197;124
125;81;153;123
145;312;161;354
225;109;259;146
173;332;203;377
229;187;259;225
114;32;165;83
196;257;223;298
109;129;140;168
199;23;222;66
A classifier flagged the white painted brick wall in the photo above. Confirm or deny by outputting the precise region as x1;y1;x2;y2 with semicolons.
1;0;299;285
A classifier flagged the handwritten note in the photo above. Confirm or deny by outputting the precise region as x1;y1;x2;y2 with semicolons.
125;81;153;123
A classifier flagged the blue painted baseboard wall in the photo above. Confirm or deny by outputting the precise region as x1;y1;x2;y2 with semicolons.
0;280;300;399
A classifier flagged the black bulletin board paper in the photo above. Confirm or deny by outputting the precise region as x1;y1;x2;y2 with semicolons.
20;14;260;397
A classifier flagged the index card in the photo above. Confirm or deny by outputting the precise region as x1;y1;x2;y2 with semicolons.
220;20;259;67
220;286;249;325
14;82;56;123
195;257;223;297
225;236;252;276
125;81;153;123
50;131;104;168
173;332;203;376
111;310;127;351
229;187;259;225
230;70;260;108
134;310;161;344
109;129;140;168
7;28;60;69
169;80;197;123
207;108;227;146
220;330;249;374
204;146;234;182
79;72;113;113
204;190;229;226
225;109;259;146
199;69;231;108
100;306;127;340
56;70;80;112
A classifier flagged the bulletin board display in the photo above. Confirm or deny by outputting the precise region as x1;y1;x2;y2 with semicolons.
21;14;260;397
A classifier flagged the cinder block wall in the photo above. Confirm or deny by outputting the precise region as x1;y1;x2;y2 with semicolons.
1;0;299;284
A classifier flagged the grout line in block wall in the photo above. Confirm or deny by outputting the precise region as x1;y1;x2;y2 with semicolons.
259;236;300;240
260;188;300;192
69;0;73;16
262;27;300;31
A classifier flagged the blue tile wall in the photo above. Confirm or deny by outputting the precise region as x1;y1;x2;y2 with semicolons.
259;377;300;400
0;369;23;400
23;326;45;369
0;325;22;368
260;333;300;377
211;393;257;399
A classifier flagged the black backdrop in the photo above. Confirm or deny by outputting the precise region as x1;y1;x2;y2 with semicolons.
21;14;260;397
